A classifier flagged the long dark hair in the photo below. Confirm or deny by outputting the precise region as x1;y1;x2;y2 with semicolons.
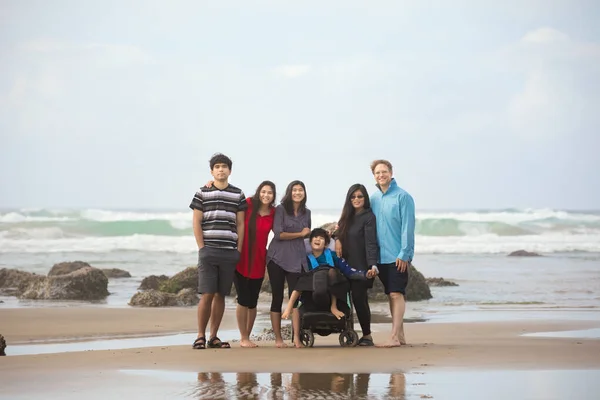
337;184;371;246
281;180;307;216
247;181;277;273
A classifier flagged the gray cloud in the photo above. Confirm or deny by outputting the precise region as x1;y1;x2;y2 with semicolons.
1;1;598;210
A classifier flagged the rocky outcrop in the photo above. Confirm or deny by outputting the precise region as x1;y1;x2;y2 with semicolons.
0;268;40;296
48;261;91;276
508;250;541;257
101;268;132;278
128;288;199;307
48;261;131;279
0;334;6;356
19;267;109;300
138;275;169;290
159;267;197;293
426;277;459;287
368;264;432;302
320;221;337;234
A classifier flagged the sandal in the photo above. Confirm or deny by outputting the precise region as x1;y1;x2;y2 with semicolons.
358;337;374;347
208;336;231;349
192;336;206;349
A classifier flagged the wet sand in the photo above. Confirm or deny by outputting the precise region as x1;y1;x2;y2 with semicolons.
2;307;600;398
2;307;600;370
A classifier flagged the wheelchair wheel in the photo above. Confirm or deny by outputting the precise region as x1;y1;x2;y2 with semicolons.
339;329;359;347
300;329;315;348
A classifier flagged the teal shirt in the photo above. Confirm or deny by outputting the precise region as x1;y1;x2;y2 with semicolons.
370;178;415;263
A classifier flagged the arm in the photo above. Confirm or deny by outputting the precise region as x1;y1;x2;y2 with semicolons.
273;206;309;240
190;190;205;249
236;210;245;252
397;194;416;262
236;192;248;251
192;209;205;249
364;213;379;267
334;256;366;280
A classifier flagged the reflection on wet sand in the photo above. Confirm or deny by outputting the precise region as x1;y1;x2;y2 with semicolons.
189;371;407;399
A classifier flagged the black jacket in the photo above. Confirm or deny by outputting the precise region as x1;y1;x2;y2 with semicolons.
339;209;379;271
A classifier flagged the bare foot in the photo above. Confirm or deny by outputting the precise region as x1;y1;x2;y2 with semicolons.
293;339;303;348
240;339;258;348
275;340;288;348
376;338;402;348
331;307;345;320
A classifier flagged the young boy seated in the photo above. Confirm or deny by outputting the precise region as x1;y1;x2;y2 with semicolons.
282;228;377;322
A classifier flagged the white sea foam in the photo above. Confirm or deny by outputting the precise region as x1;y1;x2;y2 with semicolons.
1;208;599;254
1;233;599;254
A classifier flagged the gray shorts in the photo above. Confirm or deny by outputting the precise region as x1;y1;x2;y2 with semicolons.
197;247;240;296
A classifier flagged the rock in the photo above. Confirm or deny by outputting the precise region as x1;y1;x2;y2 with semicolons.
176;288;199;306
101;268;132;278
426;277;459;287
19;267;109;301
128;288;199;307
129;289;176;307
368;264;432;302
320;221;337;233
0;334;6;356
138;275;169;290
0;288;19;296
159;266;197;293
508;250;541;257
250;325;293;342
48;261;92;276
0;268;40;296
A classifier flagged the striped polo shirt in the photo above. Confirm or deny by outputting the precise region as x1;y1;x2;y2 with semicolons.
189;184;248;249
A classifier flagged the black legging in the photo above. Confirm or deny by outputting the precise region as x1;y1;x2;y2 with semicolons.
350;280;371;336
267;261;301;313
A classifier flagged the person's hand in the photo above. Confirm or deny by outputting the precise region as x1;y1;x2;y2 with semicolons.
300;227;311;237
366;270;374;279
204;180;214;188
335;240;343;257
396;259;408;273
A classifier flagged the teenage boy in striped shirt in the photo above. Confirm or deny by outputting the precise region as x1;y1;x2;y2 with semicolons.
190;153;247;350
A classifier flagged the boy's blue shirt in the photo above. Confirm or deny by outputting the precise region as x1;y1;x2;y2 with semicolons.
307;249;365;278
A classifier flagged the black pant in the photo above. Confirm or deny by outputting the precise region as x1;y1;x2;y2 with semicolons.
351;280;371;336
267;261;301;313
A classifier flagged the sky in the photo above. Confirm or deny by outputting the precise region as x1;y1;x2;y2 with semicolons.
1;0;599;211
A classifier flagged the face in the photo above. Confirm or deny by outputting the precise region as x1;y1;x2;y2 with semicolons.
211;163;231;181
259;185;274;206
310;236;326;252
373;163;392;187
291;184;305;203
350;189;365;210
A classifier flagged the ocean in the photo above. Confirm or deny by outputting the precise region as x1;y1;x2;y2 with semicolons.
1;207;599;319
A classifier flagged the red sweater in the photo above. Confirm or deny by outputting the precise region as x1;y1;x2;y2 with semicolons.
236;198;275;279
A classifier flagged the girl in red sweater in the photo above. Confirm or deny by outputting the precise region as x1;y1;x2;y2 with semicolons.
233;180;276;348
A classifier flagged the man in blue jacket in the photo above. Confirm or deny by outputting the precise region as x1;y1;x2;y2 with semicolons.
370;159;415;347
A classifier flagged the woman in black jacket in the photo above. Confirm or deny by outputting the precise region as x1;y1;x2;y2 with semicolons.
334;183;379;346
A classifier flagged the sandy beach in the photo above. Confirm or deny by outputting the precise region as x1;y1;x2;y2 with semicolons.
2;307;600;370
1;307;600;399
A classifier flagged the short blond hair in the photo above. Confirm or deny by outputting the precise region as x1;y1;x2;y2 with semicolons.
370;159;393;174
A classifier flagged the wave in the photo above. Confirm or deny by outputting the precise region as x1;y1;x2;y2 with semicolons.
1;232;600;254
1;208;600;254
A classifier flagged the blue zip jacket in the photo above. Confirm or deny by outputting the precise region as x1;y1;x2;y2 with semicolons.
307;249;366;279
370;178;415;263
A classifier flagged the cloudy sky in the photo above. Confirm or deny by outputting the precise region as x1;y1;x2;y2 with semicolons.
1;0;598;211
